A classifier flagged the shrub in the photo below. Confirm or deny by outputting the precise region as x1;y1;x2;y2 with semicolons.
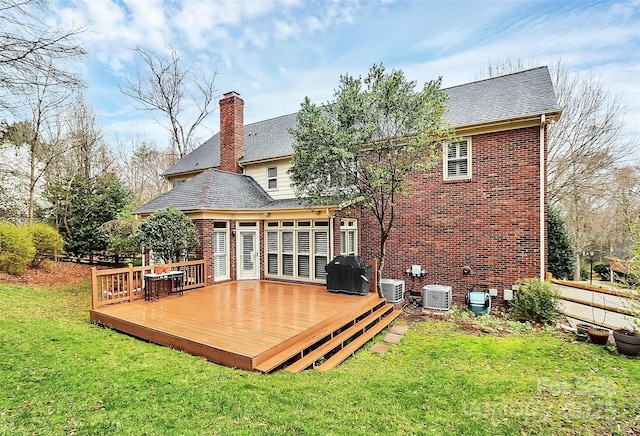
28;223;63;267
134;206;199;263
592;263;610;281
509;278;561;324
0;222;35;275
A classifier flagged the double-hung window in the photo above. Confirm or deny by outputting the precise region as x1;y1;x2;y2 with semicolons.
340;220;357;255
267;166;278;189
444;138;471;180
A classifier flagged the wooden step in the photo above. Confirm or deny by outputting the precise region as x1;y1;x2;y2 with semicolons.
285;304;394;373
316;309;401;372
254;299;387;373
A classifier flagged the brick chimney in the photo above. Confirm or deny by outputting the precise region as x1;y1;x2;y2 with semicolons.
219;91;244;174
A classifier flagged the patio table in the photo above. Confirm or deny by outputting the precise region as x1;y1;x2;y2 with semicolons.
143;271;185;301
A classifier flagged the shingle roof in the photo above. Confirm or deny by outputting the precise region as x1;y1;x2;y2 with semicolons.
133;169;275;214
163;67;559;178
163;114;297;177
132;168;313;215
444;66;560;127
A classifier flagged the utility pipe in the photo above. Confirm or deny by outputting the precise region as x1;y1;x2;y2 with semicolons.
540;115;546;281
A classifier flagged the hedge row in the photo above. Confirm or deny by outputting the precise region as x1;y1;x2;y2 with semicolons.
0;222;63;275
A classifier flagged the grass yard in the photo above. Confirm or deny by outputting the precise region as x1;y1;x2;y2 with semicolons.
1;278;639;435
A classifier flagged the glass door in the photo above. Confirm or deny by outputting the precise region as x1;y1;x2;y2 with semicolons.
237;230;258;280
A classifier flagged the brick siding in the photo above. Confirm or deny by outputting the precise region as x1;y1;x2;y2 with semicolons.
359;126;547;306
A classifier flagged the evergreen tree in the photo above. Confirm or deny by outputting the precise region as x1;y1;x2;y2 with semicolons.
133;206;199;263
548;204;575;279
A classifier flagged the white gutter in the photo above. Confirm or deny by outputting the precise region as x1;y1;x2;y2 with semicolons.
540;114;546;280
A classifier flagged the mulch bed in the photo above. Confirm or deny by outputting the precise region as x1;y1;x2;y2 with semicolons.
0;261;94;287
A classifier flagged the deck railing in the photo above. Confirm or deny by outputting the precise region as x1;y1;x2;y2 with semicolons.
91;259;207;309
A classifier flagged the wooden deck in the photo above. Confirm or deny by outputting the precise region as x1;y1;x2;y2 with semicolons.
90;281;399;372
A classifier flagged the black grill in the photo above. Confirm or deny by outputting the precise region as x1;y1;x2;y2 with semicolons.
325;255;372;296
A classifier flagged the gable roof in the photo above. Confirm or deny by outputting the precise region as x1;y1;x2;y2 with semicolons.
444;66;560;127
163;66;560;178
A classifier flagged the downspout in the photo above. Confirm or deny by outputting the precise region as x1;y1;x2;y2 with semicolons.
328;211;335;261
540;114;546;280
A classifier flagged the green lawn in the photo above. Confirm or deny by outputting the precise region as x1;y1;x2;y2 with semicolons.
1;281;638;435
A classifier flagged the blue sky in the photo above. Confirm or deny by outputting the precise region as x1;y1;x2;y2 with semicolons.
54;0;639;158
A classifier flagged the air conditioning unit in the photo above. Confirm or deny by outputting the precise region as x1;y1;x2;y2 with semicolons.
380;279;405;303
422;285;452;311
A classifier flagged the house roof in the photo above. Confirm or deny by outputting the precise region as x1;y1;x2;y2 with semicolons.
134;168;280;214
163;66;560;178
163;114;297;177
444;66;560;127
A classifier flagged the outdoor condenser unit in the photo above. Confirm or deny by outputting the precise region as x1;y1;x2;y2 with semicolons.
422;284;452;311
380;279;405;303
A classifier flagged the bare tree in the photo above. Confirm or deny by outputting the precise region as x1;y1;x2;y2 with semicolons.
547;61;636;205
121;45;217;159
477;58;637;279
0;0;86;112
3;65;78;223
64;94;112;178
605;165;640;257
116;137;171;205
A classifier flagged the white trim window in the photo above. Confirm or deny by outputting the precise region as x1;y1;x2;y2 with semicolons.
444;138;471;180
267;166;278;190
265;220;329;282
213;222;229;281
340;220;357;255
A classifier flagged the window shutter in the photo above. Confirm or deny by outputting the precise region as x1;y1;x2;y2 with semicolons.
283;232;294;253
314;232;328;254
446;139;470;179
298;255;310;277
268;254;278;275
267;232;278;252
282;232;294;276
314;256;327;280
213;232;227;278
298;232;310;253
267;231;278;275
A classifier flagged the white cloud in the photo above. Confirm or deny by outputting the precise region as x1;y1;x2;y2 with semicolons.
273;20;301;39
243;27;269;50
48;0;638;163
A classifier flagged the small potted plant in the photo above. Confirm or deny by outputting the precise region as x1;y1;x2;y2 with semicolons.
613;284;640;356
613;327;640;356
587;326;610;345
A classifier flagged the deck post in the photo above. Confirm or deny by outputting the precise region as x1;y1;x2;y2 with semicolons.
369;259;378;293
91;267;98;310
128;263;134;303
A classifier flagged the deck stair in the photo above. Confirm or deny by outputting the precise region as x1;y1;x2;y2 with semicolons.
286;306;401;373
254;299;400;373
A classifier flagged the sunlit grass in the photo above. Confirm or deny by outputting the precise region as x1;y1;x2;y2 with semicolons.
1;282;639;435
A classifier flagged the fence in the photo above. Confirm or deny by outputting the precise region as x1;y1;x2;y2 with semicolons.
91;259;207;309
552;279;639;330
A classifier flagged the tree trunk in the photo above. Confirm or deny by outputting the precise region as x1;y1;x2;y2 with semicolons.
377;229;389;298
573;255;581;281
